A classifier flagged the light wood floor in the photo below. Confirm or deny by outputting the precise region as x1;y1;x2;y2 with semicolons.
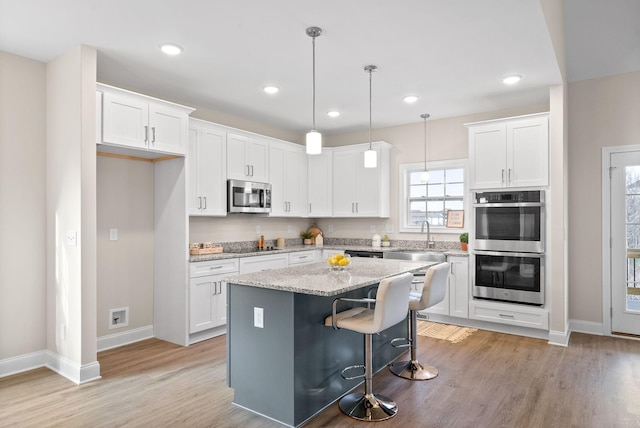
2;329;640;427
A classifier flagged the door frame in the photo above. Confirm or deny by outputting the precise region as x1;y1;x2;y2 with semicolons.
601;144;640;336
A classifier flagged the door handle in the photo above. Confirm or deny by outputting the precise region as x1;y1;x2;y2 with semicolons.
250;165;254;176
508;168;512;183
151;127;156;143
203;197;207;209
212;281;218;295
198;196;202;209
501;169;505;184
355;202;359;213
144;126;149;144
309;203;312;213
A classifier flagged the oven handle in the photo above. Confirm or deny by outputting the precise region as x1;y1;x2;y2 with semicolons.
473;250;544;259
473;202;544;208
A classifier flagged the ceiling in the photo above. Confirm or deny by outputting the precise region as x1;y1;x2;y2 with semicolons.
1;0;638;136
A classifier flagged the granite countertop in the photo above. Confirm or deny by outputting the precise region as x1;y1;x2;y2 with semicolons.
189;244;468;263
226;257;436;297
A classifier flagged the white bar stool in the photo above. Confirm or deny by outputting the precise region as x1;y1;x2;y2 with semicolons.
389;262;450;380
324;272;412;422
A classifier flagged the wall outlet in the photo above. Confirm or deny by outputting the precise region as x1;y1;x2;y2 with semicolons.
65;230;77;247
370;225;376;233
385;223;394;233
328;224;334;233
288;225;292;233
256;225;261;234
109;228;118;241
254;307;264;328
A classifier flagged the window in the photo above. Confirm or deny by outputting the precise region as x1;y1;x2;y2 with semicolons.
399;160;468;232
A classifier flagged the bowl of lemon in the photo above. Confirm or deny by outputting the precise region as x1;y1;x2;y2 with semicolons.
327;253;351;271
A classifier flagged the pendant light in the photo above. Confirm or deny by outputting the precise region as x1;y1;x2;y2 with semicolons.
306;27;322;155
420;113;431;183
363;65;378;168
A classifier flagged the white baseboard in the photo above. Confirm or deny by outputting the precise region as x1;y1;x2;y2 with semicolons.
189;325;226;345
97;325;154;352
548;329;571;346
0;350;46;379
569;319;603;336
44;351;101;385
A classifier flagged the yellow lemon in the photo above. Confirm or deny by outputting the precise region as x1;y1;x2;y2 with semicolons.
338;258;350;266
328;257;338;266
334;254;344;261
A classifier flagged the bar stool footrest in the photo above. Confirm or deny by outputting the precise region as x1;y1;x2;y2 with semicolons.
390;337;411;349
341;364;365;380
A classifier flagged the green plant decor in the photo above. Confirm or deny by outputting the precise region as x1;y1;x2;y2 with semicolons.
459;232;469;243
300;230;314;239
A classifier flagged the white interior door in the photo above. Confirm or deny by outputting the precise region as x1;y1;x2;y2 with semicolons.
611;150;640;335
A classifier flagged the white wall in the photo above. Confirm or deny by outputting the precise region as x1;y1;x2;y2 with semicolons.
568;70;640;324
0;52;47;360
96;156;154;337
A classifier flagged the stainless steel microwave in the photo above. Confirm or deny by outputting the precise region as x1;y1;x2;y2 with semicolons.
227;179;271;214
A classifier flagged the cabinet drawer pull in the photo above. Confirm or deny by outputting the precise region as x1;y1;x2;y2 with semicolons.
209;266;223;270
299;256;308;259
498;313;515;319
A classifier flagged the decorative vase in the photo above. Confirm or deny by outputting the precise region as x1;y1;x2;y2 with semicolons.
461;242;468;251
304;238;312;245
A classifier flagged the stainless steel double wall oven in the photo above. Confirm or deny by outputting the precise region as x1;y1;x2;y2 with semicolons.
473;190;545;305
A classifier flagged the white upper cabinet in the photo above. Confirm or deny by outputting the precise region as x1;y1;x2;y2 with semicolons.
97;83;194;156
332;142;391;218
227;132;269;182
187;119;227;216
269;140;308;217
468;113;549;189
307;149;333;217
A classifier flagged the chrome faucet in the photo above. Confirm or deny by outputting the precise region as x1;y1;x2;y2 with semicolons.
421;219;435;249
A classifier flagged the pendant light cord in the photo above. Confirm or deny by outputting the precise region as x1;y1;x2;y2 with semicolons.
421;113;430;170
312;35;316;130
368;68;372;149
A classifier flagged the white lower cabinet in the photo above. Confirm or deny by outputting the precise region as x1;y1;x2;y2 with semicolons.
189;258;239;334
239;253;289;274
468;299;549;330
422;255;469;318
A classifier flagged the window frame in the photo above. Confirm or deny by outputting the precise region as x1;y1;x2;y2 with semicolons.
398;159;469;234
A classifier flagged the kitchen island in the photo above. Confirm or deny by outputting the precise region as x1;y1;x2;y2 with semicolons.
226;258;435;427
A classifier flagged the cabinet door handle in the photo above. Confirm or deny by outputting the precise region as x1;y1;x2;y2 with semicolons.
498;313;515;319
151;127;156;143
309;203;312;213
217;282;222;294
352;202;355;213
203;197;207;209
451;261;455;274
355;202;359;213
250;165;254;176
212;281;218;295
501;169;505;184
198;196;202;209
508;168;512;183
144;125;149;143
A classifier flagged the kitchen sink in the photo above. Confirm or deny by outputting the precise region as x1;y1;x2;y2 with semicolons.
383;250;446;263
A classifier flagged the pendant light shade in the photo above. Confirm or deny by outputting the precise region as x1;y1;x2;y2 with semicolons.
364;65;378;168
420;113;430;183
306;27;322;155
306;130;322;155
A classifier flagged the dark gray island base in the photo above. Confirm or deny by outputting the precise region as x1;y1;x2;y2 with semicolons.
226;258;434;427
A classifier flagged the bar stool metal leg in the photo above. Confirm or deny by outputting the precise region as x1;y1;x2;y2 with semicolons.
389;310;438;380
339;333;398;421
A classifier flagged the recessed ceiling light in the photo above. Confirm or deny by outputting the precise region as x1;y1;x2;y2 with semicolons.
263;86;279;94
327;111;340;118
403;95;419;104
503;75;522;85
160;44;183;56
